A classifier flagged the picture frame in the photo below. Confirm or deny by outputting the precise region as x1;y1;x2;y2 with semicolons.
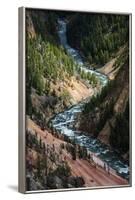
19;7;132;193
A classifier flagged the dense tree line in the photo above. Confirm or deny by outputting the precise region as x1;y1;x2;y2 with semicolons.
79;70;98;87
67;13;129;66
26;35;76;93
26;35;77;115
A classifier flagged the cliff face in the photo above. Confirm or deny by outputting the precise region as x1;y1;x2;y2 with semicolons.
77;48;129;158
26;12;36;38
98;62;129;142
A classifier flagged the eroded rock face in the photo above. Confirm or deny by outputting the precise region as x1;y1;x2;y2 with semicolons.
78;62;129;157
26;12;36;39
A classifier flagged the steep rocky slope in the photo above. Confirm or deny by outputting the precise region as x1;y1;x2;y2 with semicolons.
77;47;129;160
26;10;96;128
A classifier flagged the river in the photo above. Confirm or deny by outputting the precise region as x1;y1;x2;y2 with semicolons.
50;19;129;180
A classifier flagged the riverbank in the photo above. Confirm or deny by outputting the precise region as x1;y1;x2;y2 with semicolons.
27;117;128;187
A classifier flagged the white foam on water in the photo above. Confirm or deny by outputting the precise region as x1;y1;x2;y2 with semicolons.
118;167;129;174
61;127;75;137
52;119;75;127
